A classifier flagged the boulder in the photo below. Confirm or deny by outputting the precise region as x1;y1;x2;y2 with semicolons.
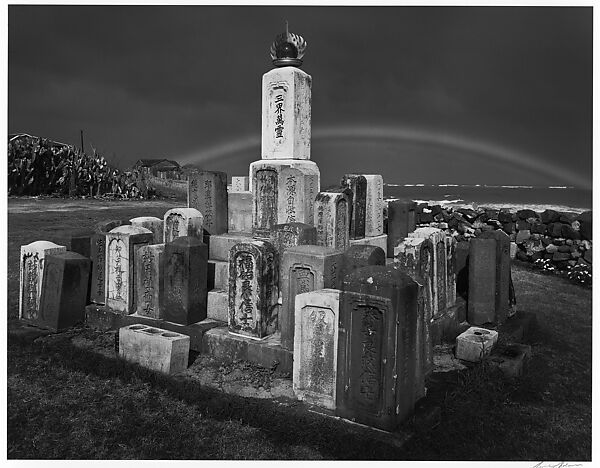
541;209;560;224
502;222;515;234
558;245;571;253
577;211;592;240
561;224;581;240
516;250;529;262
583;248;592;264
545;244;558;254
552;252;571;262
548;223;563;238
559;213;575;224
516;230;531;244
531;223;547;234
517;209;538;220
516;220;531;231
498;209;513;224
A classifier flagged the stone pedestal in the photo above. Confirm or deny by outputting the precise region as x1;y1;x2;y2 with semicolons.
339;265;420;431
455;326;498;362
478;230;511;323
163;207;204;243
228;191;253;233
341;174;367;240
280;245;344;351
209;232;252;261
250;160;320;236
364;175;384;237
228;240;278;339
19;241;67;321
269;222;317;257
314;189;352;250
468;238;497;325
130;216;163;244
188;170;228;235
340;244;386;279
49;229;93;258
387;200;416;258
105;225;153;314
348;234;388;257
261;66;311;160
293;289;342;410
135;244;165;319
35;251;90;331
162;237;208;325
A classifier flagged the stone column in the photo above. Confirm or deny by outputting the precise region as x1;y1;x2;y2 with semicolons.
386;199;416;258
188;170;228;235
135;244;165;319
130;216;164;244
364;174;384;237
341;174;367;240
478;230;511;323
314;189;352;250
468;237;497;325
445;235;457;309
163;207;204;243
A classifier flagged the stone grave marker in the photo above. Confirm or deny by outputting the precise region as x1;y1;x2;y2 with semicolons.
340;244;385;279
105;225;153;314
478;230;511;323
314;189;352;250
231;176;250;192
280;245;344;350
364;174;384;237
341;174;367;239
163;207;204;243
49;229;93;258
293;288;342;410
135;243;165;319
445;235;457;309
188;170;228;235
19;241;67;322
386;199;416;258
37;251;91;331
228;239;278;339
468;237;497;325
269;222;317;257
130;216;164;244
162;236;208;325
228;191;253;233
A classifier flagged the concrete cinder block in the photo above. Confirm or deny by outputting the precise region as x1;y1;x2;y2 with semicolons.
119;324;190;374
208;232;252;261
348;234;388;257
207;289;228;322
455;326;499;362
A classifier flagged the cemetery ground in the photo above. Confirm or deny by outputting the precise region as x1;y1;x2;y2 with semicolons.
7;199;591;460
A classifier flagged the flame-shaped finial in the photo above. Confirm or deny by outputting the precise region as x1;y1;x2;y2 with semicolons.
270;21;307;68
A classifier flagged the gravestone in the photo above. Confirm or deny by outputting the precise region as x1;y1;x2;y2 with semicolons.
339;265;420;431
280;245;344;350
261;66;311;160
231;176;250;192
468;238;497;325
130;216;164;244
37;251;91;331
228;240;278;339
314;189;352;250
19;241;67;321
49;229;93;258
228;191;253;233
135;244;165;319
162;236;208;325
341;174;367;240
163;207;204;243
364;174;384;237
293;288;342;410
409;227;447;317
105;225;153;314
348;234;388;257
269;222;317;257
340;244;386;279
90;219;130;305
386;199;416;258
478;230;511;323
445;235;457;309
188;170;228;235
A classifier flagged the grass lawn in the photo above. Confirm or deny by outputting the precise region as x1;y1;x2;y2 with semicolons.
6;199;592;460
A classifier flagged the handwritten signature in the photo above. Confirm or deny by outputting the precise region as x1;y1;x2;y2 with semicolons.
532;462;583;468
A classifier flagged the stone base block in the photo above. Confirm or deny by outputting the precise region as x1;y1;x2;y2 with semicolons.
202;327;293;373
228;191;253;234
348;234;388;257
119;324;190;374
207;289;228;322
208;260;229;290
455;326;499;362
208;232;252;261
85;305;220;351
488;344;532;377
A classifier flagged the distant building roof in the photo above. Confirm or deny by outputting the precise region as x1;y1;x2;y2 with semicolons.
135;158;181;168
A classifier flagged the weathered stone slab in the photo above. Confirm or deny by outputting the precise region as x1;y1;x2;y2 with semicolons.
228;191;253;233
208;232;252;261
293;289;341;410
228;240;278;339
340;245;386;279
208;260;229;291
478;230;511;323
207;289;228;322
348;234;388;257
363;175;384;237
314;189;352;250
163;207;204;243
386;199;416;258
281;245;344;351
455;326;498;362
488;344;531;378
445;235;457;309
90;219;130;305
455;241;470;300
119;324;190;374
130;216;164;244
269;222;317;257
339;265;420;431
105;225;153;314
36;251;91;331
162;236;208;325
134;244;165;319
20;241;67;321
188;170;228;235
231;176;250;192
49;229;93;258
341;174;367;239
262;66;311;160
468;238;497;325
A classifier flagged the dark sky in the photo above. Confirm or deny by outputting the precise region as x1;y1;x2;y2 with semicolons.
8;5;592;188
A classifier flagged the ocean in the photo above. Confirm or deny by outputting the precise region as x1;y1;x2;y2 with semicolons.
383;184;592;214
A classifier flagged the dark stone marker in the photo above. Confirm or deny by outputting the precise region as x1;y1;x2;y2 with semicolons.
340;244;385;279
90;219;130;305
455;241;470;299
253;168;278;238
468;238;497;325
339;265;420;431
135;244;165;319
228;240;278;339
386;199;416;258
280;245;344;350
314;189;352;249
188;170;228;235
49;229;93;258
37;252;91;331
341;174;367;240
162;236;208;325
269;222;317;256
478;230;511;324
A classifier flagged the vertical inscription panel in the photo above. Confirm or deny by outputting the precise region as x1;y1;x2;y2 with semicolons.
165;213;183;244
436;240;447;316
335;199;349;249
21;254;40;320
136;244;164;318
254;169;278;232
90;235;106;304
229;251;259;336
106;238;129;312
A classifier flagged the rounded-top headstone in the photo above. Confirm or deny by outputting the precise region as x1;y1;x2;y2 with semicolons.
109;225;153;235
